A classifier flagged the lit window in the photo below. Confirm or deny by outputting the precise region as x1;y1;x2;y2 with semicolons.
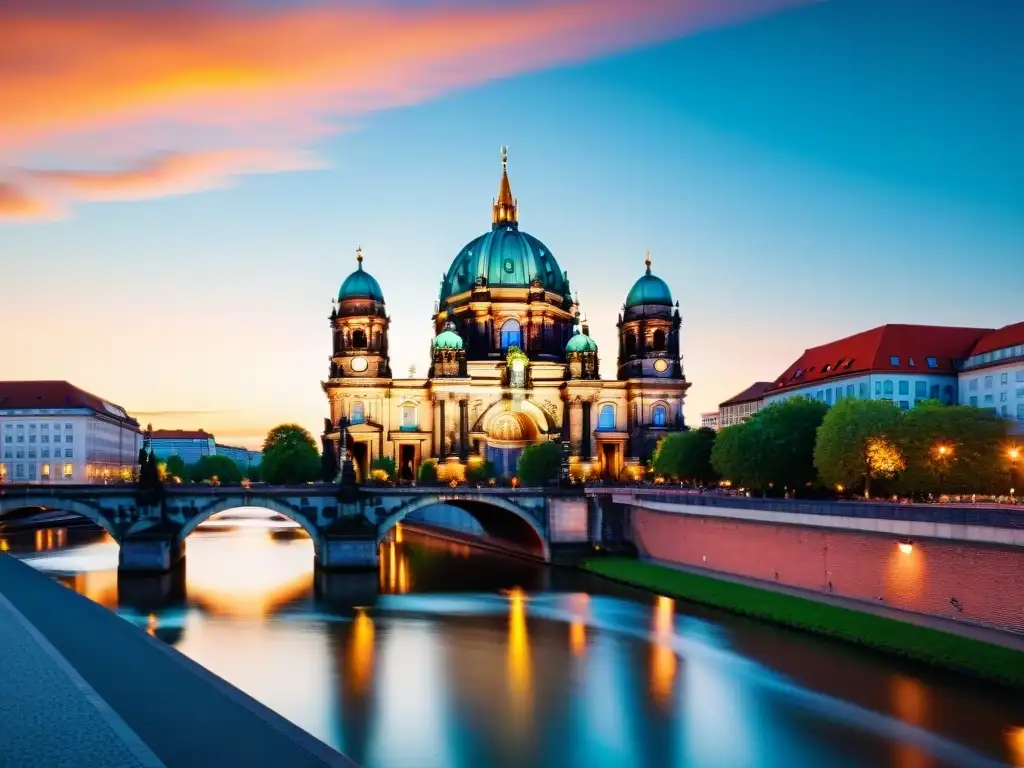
500;319;522;351
598;404;615;430
63;463;73;478
351;401;365;424
652;405;667;426
41;463;50;479
890;356;900;366
926;357;938;369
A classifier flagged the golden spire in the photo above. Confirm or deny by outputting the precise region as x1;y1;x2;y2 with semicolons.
356;245;364;270
492;145;518;228
644;249;652;275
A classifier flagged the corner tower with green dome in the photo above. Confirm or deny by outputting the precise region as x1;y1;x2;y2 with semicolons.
618;250;682;381
433;147;578;363
326;246;392;381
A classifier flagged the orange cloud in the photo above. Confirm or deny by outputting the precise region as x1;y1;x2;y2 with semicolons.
0;0;810;220
0;183;61;222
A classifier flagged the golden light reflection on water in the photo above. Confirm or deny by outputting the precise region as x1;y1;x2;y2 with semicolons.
185;527;313;618
507;588;532;730
890;674;931;768
70;570;119;609
349;608;375;695
1007;726;1024;767
651;596;677;707
34;527;67;551
146;613;158;637
569;593;588;657
378;541;412;595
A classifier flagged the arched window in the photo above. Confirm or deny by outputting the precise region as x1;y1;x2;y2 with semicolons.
883;380;894;396
401;403;417;429
352;329;367;349
652;329;666;352
598;404;615;430
625;332;637;357
351;401;365;424
500;319;521;351
652;405;667;427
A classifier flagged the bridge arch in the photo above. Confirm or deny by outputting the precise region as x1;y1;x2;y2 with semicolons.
376;494;550;561
0;496;122;541
176;497;321;557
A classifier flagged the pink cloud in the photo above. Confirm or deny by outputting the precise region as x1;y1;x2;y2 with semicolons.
0;0;811;220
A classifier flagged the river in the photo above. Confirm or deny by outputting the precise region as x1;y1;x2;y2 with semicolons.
2;512;1022;768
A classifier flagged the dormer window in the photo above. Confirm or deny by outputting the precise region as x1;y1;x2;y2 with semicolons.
844;359;855;369
822;364;831;373
926;357;938;368
890;356;900;366
909;358;916;367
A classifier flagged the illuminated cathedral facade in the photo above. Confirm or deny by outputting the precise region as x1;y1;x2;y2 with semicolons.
322;149;689;482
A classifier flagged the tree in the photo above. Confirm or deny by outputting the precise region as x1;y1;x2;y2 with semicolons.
517;441;562;486
814;398;904;497
652;429;717;485
370;456;396;481
417;460;439;486
896;402;1008;496
466;459;497;485
165;455;190;483
712;398;828;495
191;455;243;485
260;424;321;485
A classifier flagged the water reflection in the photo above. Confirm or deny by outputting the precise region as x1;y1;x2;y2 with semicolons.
4;513;1023;768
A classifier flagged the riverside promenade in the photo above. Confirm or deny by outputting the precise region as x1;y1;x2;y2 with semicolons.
0;554;357;767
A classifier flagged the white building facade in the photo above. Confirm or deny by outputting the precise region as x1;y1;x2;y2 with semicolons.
0;381;142;485
699;411;720;431
719;382;773;428
957;322;1024;432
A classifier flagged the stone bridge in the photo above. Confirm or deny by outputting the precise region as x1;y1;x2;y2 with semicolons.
0;484;600;572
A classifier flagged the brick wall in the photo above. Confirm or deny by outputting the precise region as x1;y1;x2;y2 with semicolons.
631;507;1024;633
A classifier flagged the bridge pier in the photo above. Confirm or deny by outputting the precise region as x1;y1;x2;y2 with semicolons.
317;535;379;571
119;533;186;573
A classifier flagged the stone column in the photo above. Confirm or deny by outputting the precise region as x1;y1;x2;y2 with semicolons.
581;400;592;461
459;399;469;461
560;398;571;443
437;398;446;459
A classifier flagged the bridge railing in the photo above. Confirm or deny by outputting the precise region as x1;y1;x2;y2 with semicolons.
595;488;1024;531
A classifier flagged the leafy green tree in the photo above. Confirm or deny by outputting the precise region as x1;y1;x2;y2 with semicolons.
895;402;1008;496
370;456;396;481
260;424;321;485
246;463;262;482
517;441;562;486
164;455;190;483
417;460;439;486
712;398;828;495
652;429;717;485
814;398;904;497
191;455;243;485
466;459;497;485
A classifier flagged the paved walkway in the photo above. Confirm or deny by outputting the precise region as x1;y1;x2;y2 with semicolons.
0;553;357;767
645;557;1024;652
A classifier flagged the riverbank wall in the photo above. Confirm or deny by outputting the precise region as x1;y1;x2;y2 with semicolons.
0;552;356;767
600;491;1024;634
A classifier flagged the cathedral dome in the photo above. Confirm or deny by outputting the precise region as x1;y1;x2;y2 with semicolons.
338;247;384;302
624;251;673;309
439;148;570;306
432;322;464;350
566;328;597;353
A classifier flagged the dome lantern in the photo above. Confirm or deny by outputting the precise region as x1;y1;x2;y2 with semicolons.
338;245;385;303
492;145;518;229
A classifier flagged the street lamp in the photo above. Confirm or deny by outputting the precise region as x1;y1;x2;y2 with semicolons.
936;444;952;497
1009;447;1020;497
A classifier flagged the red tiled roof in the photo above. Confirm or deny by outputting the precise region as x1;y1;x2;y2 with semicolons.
719;381;774;408
969;321;1024;356
770;324;991;393
151;429;213;440
0;380;138;426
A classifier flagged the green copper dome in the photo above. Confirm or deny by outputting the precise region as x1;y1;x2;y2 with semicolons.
338;248;384;302
566;329;597;353
624;252;673;308
440;225;568;305
433;323;464;350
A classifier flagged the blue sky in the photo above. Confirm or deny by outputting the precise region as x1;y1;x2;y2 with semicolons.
2;0;1020;446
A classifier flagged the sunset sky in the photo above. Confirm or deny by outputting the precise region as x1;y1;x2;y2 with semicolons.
2;0;1021;449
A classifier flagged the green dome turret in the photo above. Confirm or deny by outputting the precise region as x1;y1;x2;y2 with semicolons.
566;328;597;353
338;246;385;302
432;322;464;350
624;250;673;308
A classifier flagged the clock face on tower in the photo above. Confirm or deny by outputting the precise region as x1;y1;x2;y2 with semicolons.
653;359;669;373
351;356;368;373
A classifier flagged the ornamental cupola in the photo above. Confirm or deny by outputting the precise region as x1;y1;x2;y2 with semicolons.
329;246;391;379
566;315;599;380
617;250;683;380
429;321;467;378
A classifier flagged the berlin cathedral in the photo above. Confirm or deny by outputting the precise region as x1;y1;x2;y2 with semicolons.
322;149;689;482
